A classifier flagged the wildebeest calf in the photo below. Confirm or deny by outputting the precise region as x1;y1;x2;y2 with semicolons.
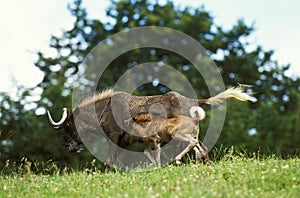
122;106;207;166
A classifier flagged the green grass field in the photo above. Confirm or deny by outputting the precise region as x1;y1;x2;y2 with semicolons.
1;154;299;198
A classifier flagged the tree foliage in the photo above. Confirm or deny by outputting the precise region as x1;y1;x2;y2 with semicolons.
0;0;299;168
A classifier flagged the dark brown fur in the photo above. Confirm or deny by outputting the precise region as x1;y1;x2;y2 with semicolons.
47;85;254;166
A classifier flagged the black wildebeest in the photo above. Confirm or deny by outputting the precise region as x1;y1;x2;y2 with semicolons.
47;85;254;166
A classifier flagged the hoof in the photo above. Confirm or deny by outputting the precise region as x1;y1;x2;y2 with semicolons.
175;159;182;166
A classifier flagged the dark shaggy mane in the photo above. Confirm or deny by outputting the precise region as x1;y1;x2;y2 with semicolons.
78;88;115;107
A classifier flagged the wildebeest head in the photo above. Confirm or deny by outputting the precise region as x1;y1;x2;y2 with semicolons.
47;108;82;152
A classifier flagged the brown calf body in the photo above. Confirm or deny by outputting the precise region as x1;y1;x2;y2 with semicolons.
123;107;207;166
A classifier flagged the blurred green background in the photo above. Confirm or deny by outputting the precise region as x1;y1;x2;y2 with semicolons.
0;0;299;168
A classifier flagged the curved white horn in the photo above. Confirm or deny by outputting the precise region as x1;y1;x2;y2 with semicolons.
47;108;68;127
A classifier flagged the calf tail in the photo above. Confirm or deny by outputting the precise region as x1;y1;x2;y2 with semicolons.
189;106;206;121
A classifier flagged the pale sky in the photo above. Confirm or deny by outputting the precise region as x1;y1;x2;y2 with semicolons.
0;0;299;96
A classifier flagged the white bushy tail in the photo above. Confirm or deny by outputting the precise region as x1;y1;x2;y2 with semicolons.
204;85;255;106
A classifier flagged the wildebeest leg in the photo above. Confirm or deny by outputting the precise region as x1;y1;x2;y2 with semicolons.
106;144;119;167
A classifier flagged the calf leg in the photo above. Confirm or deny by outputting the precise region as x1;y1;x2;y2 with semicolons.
154;142;161;167
193;142;209;163
144;147;157;165
144;141;161;167
193;145;202;163
173;134;198;165
198;140;210;163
